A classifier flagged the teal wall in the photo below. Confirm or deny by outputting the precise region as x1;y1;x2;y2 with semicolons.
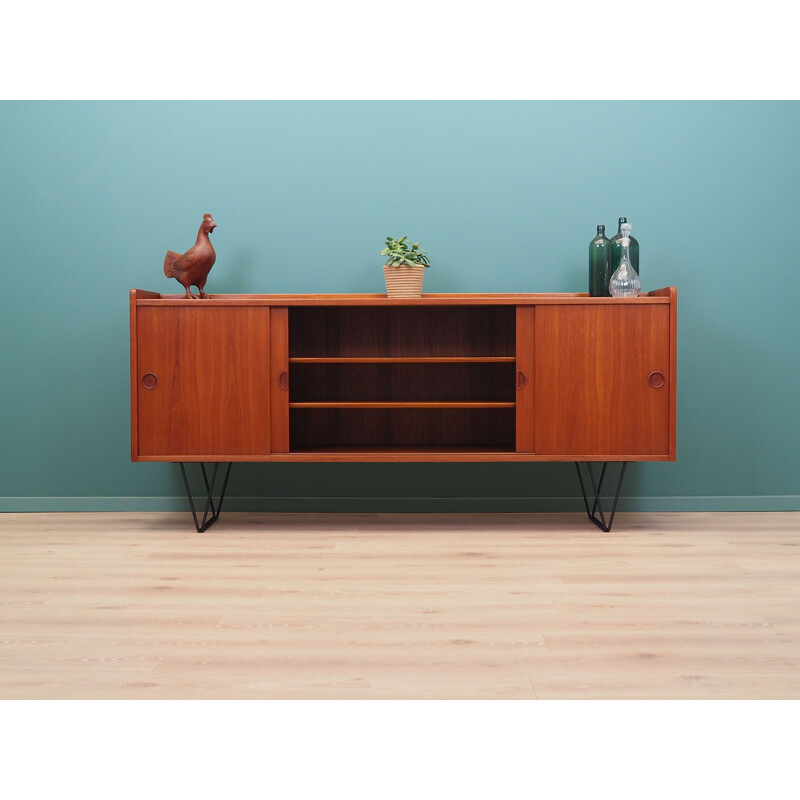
1;101;799;512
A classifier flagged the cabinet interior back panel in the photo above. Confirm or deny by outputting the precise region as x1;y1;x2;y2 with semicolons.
290;408;515;451
291;362;516;403
289;306;515;358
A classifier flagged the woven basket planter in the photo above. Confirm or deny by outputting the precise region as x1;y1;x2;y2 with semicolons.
384;264;425;298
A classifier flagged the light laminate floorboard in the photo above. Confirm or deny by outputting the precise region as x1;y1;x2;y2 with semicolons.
1;511;799;699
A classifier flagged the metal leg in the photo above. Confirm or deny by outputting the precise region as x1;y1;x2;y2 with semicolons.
575;462;627;532
178;462;233;532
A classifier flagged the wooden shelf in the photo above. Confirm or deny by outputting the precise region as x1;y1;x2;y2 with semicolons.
289;402;515;409
289;357;516;364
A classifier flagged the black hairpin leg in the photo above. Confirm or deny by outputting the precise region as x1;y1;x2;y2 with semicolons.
178;462;233;532
575;462;628;532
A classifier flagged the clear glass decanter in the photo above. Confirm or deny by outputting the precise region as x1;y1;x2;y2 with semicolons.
609;223;641;297
610;216;639;278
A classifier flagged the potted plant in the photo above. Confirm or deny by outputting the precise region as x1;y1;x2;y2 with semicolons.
381;235;431;298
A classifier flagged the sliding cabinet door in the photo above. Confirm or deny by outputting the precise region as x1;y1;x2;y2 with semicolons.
515;306;535;452
135;306;271;458
534;304;671;458
270;307;290;452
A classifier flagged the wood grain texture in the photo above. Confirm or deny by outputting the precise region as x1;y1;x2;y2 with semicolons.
289;402;516;409
135;306;271;457
1;511;798;699
289;305;515;358
131;290;676;462
516;306;535;452
289;408;515;451
134;451;673;462
132;289;162;300
136;291;673;307
129;291;139;460
646;286;677;459
667;287;678;459
290;363;515;404
270;307;289;453
289;357;516;363
534;304;672;457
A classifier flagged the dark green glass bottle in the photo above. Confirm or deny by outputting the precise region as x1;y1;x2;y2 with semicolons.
589;224;611;297
610;217;639;278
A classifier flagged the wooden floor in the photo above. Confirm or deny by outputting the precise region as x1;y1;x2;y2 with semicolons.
1;511;800;699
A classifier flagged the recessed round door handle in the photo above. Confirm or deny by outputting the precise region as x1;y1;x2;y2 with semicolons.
517;371;527;389
141;372;158;390
649;371;665;389
279;371;289;391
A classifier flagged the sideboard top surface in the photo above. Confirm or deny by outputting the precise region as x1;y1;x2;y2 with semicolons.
132;288;676;306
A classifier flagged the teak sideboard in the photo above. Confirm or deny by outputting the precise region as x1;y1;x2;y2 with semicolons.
130;289;677;532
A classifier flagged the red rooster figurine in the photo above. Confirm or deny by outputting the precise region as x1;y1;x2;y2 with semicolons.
164;214;217;298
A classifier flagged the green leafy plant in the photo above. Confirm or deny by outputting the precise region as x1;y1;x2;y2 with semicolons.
380;236;431;268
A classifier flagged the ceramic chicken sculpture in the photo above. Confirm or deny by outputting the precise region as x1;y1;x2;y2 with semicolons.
164;214;217;298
